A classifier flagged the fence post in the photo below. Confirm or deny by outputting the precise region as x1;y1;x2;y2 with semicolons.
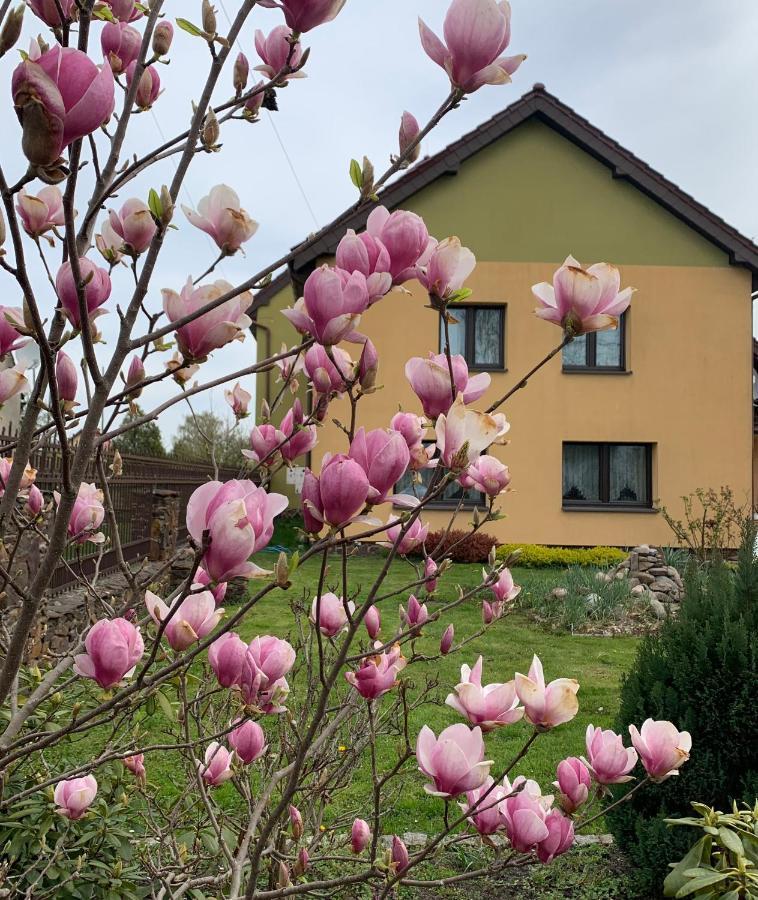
149;489;180;561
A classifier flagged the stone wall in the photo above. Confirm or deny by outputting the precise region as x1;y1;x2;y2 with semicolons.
610;545;684;618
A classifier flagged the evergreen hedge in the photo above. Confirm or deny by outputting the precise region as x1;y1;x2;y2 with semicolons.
607;523;758;892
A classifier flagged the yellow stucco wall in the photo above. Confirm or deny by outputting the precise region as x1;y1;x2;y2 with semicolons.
255;118;754;547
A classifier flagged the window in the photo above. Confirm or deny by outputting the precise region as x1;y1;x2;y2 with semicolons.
439;305;505;370
562;313;627;371
395;444;483;508
562;442;652;509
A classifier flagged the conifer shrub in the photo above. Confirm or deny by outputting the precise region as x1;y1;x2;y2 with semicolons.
607;522;758;892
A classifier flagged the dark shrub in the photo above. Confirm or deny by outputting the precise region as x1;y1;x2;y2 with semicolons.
419;529;499;564
607;521;758;893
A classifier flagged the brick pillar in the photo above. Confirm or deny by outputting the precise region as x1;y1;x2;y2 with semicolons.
149;489;180;561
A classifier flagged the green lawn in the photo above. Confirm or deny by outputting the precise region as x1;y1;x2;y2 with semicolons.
143;555;640;835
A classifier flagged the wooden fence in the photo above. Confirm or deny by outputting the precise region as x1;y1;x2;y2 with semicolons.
0;426;239;594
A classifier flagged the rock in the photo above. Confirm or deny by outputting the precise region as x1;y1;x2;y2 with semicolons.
650;576;680;595
551;587;568;599
649;596;667;619
629;577;641;588
636;572;655;585
585;593;601;608
631;584;647;596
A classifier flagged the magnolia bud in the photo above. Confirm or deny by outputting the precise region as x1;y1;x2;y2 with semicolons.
398;111;421;165
293;847;309;877
360;155;374;198
233;52;249;96
201;108;220;151
201;0;216;35
125;355;145;395
260;399;271;422
159;185;174;226
152;20;174;56
110;448;123;477
277;861;290;889
289;804;303;840
0;5;24;57
275;552;289;588
440;624;454;655
358;338;378;392
0;207;5;252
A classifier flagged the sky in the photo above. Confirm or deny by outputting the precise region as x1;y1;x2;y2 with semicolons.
3;0;758;442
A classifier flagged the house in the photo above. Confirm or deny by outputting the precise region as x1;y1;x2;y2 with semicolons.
252;85;758;548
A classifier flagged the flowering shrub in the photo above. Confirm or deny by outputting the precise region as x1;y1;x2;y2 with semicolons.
497;543;627;568
0;0;690;895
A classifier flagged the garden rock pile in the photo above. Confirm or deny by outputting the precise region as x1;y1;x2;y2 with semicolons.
610;545;684;617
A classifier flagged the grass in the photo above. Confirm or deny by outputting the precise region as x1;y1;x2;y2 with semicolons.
145;554;639;835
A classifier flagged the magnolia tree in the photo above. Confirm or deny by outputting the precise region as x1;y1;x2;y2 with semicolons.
0;0;690;896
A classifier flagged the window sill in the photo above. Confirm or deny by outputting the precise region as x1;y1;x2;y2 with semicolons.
562;505;658;514
562;368;632;375
393;501;483;512
468;366;507;374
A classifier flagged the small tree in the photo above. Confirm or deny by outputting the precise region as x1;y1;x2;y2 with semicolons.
113;406;166;458
171;410;246;468
608;521;758;892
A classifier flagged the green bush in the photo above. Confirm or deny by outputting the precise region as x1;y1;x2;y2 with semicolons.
607;522;758;894
496;543;627;568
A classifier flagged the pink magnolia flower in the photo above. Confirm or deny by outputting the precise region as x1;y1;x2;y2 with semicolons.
101;21;141;74
424;557;439;593
364;605;381;640
357;337;379;389
234;52;250;94
126;61;161;110
107;198;157;255
489;568;520;604
257;0;346;33
0;457;36;493
283;265;369;346
187;480;288;582
199;742;233;786
435;395;509;469
345;643;406;699
446;656;523;731
335;229;392;303
628;719;691;782
391;836;410;873
193;567;227;604
553;757;591;814
12;45;115;167
208;631;247;687
584;725;638;785
351;818;371;854
303;343;352;396
15;186;64;238
348;427;410;504
501;776;552;852
279;398;318;462
124;754;146;781
225;382;251;420
96;217;123;264
459;776;508;835
54;775;98;819
0;307;28;357
537;809;575;863
229;719;267;764
0;367;28;408
25;484;44;518
460;455;511;497
398;110;421;164
239;636;295;712
244;423;285;467
365;206;431;284
74;618;144;689
385;515;429;556
145;590;222;652
56;257;112;331
405;353;490;419
54;482;106;545
440;623;455;655
419;0;525;94
399;594;429;631
103;0;142;21
55;351;78;413
124;355;145;395
28;0;76;25
300;469;323;534
416;723;492;798
317;454;370;528
310;592;355;637
182;185;258;256
162;278;252;362
515;655;579;730
254;26;305;79
532;256;634;336
418;237;476;300
152;20;174;56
